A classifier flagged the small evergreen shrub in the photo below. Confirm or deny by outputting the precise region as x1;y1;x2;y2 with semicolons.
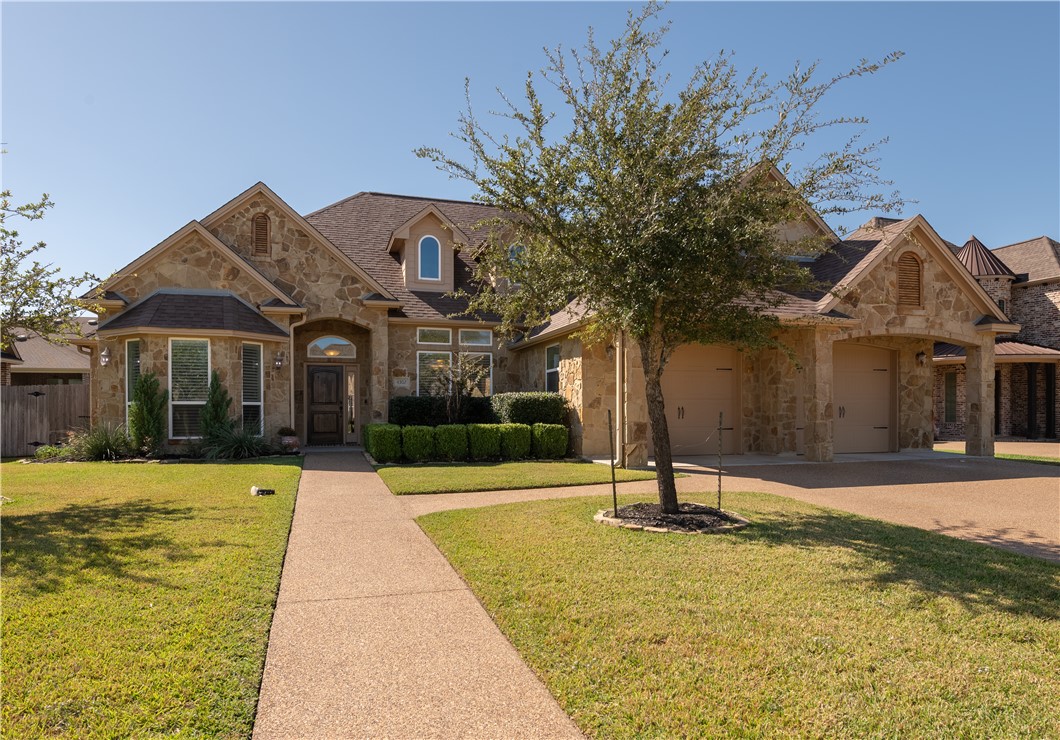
199;371;235;440
365;423;402;463
434;425;469;462
491;392;569;427
389;396;447;426
33;445;64;460
467;424;502;461
128;371;168;457
460;396;495;424
498;423;532;460
68;424;130;461
402;425;436;463
200;425;273;460
532;423;568;459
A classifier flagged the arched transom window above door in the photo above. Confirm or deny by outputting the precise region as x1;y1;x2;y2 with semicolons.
308;336;356;359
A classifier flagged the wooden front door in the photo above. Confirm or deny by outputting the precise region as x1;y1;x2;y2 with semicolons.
307;365;344;446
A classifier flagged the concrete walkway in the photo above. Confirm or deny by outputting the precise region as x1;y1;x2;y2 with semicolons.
253;453;581;739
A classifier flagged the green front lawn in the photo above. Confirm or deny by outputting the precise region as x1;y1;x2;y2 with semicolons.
419;492;1060;737
936;449;1060;466
1;458;302;738
377;460;657;495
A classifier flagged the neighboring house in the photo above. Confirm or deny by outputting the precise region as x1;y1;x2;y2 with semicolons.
78;179;1012;463
0;317;95;385
934;236;1060;440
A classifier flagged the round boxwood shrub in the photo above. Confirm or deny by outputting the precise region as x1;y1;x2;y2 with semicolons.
498;423;532;460
402;425;436;463
531;423;568;459
365;423;402;463
467;423;502;461
435;425;469;462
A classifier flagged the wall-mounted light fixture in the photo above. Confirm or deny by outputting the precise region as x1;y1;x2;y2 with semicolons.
99;347;111;367
274;351;285;369
916;351;927;367
605;344;616;361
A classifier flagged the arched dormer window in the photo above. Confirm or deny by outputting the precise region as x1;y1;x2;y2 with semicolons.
418;235;441;281
308;336;356;359
897;252;921;306
252;213;270;256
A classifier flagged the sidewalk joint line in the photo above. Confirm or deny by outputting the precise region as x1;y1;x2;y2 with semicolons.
278;586;467;606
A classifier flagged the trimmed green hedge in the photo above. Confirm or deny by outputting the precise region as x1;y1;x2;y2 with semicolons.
467;424;502;461
435;424;469;462
389;395;495;426
491;392;569;427
402;426;435;463
532;423;568;459
499;423;532;460
365;423;402;463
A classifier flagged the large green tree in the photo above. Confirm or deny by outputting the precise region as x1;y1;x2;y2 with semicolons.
1;190;98;350
418;3;903;513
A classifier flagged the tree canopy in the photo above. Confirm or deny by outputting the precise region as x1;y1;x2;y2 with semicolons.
417;2;904;512
1;190;98;350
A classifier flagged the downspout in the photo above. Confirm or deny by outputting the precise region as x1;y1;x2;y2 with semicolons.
615;331;626;467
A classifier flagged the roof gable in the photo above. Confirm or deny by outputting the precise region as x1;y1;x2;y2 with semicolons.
201;182;397;300
992;235;1060;283
386;204;471;252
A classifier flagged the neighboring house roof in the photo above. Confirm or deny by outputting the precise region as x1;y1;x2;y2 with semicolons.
97;290;288;338
991;235;1060;283
934;340;1060;363
955;236;1016;277
4;319;94;373
305;192;505;322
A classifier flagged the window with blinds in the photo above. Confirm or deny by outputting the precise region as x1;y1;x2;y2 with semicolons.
897;252;921;306
545;345;560;393
460;352;492;396
170;339;210;438
242;343;263;434
126;339;141;424
417;351;451;396
252;213;270;256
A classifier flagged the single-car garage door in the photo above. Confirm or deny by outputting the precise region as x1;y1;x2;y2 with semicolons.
833;343;894;453
660;344;740;455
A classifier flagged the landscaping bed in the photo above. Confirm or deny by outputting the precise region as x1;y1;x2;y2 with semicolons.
377;460;656;495
1;457;302;737
419;492;1060;737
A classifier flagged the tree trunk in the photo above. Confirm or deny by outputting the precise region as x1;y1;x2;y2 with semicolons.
639;334;679;514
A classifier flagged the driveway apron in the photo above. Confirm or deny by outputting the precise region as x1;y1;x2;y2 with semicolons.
253;452;581;739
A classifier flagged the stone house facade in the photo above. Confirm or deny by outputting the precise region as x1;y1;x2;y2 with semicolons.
933;236;1060;440
80;180;1013;461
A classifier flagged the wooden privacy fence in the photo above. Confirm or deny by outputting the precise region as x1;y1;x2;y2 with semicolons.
1;384;91;457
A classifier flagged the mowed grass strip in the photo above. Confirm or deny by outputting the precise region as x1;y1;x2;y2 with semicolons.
418;492;1060;738
1;458;302;738
377;460;657;494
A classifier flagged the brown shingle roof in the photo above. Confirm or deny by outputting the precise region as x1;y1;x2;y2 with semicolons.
992;235;1060;283
795;217;914;302
97;290;288;337
955;235;1016;277
5;323;92;372
935;340;1060;361
305;192;504;321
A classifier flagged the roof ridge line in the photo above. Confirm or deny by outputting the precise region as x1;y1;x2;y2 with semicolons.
303;191;369;218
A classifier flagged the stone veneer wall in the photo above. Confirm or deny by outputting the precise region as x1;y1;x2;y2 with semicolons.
91;334;290;451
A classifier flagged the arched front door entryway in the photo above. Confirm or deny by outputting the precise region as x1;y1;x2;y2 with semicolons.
295;320;371;446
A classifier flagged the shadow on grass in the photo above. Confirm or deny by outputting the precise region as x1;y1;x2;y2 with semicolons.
737;508;1059;621
2;499;200;594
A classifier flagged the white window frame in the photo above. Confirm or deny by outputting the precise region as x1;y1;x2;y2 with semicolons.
417;327;452;345
459;328;493;347
125;338;141;426
242;342;264;435
460;351;493;397
169;337;211;440
545;344;560;393
418;235;442;281
417;350;452;396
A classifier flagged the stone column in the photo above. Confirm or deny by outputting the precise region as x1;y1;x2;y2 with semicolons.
801;329;834;462
369;312;389;422
964;342;995;456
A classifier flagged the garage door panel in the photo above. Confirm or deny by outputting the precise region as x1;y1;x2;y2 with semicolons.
834;344;893;454
661;345;740;455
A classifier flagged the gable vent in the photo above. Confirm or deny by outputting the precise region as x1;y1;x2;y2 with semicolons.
252;213;270;256
897;252;921;306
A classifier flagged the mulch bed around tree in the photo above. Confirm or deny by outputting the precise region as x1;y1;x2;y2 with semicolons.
605;501;746;533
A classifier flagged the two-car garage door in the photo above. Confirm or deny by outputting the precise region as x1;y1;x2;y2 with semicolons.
660;344;741;455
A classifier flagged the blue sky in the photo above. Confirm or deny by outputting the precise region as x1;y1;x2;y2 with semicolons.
3;2;1058;282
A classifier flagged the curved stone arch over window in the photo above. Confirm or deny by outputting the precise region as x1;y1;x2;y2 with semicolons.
897;252;922;306
419;235;441;281
252;213;270;256
308;336;356;359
